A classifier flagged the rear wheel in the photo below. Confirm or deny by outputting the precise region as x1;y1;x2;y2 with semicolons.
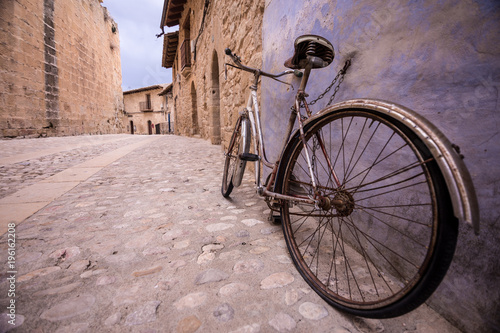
276;107;458;318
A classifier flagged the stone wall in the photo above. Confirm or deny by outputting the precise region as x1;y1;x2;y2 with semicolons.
168;0;265;147
261;1;500;332
0;0;125;138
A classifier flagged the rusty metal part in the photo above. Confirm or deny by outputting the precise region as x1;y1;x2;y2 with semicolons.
332;190;355;217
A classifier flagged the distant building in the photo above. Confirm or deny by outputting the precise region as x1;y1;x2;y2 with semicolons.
0;0;126;137
123;84;173;135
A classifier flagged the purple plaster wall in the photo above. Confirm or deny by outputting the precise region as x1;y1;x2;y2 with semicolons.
261;1;499;331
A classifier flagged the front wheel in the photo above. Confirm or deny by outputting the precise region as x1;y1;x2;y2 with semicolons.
221;115;250;198
275;106;458;318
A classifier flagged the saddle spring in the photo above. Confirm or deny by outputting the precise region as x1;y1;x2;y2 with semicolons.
306;42;334;64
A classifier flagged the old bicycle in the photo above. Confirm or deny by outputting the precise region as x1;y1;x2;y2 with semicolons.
221;35;479;318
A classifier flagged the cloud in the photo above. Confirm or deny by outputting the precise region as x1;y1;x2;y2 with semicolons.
102;0;176;90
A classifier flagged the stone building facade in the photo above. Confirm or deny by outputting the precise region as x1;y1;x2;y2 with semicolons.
0;0;125;138
123;84;174;135
160;0;265;146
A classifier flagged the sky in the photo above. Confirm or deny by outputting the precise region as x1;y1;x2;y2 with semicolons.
102;0;177;91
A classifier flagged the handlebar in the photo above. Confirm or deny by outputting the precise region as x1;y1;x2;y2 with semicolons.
225;47;303;79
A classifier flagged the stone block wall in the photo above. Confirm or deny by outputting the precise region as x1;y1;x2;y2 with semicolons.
261;1;500;332
0;0;125;138
168;0;265;147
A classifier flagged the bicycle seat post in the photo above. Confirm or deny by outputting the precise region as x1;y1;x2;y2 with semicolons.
298;56;324;94
298;60;313;93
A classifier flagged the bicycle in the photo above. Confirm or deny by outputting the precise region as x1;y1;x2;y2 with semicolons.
221;35;479;318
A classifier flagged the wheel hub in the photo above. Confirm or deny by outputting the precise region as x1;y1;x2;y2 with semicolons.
333;190;354;216
317;190;354;216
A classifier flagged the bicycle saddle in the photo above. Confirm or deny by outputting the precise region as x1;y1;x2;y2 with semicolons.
284;35;334;70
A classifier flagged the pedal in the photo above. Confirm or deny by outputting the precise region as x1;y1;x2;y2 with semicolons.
268;200;282;225
268;211;282;225
239;153;259;161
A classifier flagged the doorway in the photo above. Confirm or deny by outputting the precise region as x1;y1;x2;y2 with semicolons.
191;82;199;135
148;120;153;135
130;120;134;135
211;50;221;144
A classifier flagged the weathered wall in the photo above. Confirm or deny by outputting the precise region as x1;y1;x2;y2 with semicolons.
123;85;170;135
0;0;125;138
262;1;500;332
169;0;265;147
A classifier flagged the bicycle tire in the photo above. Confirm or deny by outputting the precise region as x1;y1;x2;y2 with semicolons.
221;115;249;197
275;106;458;318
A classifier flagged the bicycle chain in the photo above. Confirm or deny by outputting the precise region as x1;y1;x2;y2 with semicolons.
308;59;351;107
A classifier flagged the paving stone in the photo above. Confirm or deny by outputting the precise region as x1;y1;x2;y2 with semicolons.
17;266;61;283
105;252;137;263
205;223;234;232
221;215;237;221
268;312;296;332
169;260;187;271
236;230;250;238
104;312;122;326
229;324;261;333
125;232;155;248
174;292;208;310
260;272;295;289
176;315;202;333
202;243;224;252
298;302;329;320
219;282;251;296
142;246;170;256
195;269;229;285
132;265;163;277
240;219;264;227
233;259;265;274
40;294;95;321
33;282;83;296
68;260;91;272
352;317;385;332
174;239;191;249
163;229;189;241
80;268;107;279
54;322;89;333
0;313;25;332
125;301;161;326
96;275;116;286
249;246;271;254
285;289;299;306
260;226;281;235
213;303;235;322
17;251;42;264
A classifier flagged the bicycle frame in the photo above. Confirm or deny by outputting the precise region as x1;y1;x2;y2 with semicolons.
240;64;342;209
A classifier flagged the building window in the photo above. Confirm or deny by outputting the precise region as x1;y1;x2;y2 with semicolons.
180;39;191;71
180;13;191;73
140;94;152;111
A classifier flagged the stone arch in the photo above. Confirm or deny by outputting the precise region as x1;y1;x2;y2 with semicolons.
210;50;221;144
190;82;199;135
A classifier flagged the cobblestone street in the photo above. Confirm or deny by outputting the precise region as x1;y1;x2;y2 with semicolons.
0;134;460;332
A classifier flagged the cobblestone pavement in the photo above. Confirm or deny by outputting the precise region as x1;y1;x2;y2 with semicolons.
0;135;460;333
